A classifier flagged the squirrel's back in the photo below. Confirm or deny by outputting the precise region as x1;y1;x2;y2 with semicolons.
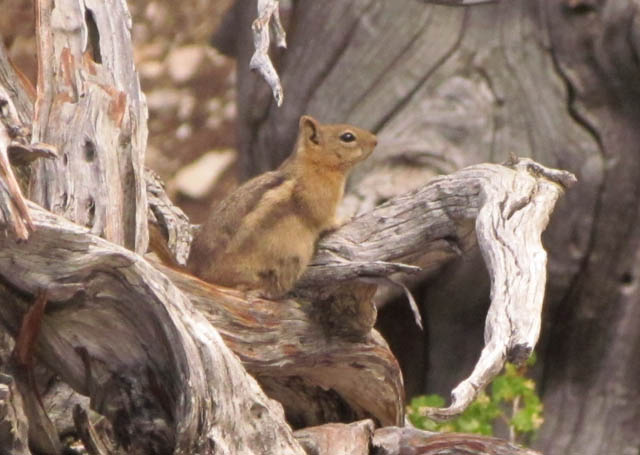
187;115;377;298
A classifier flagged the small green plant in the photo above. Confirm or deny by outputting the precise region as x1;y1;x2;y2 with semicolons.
407;355;543;445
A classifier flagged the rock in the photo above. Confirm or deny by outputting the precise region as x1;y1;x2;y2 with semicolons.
173;150;236;199
166;45;206;83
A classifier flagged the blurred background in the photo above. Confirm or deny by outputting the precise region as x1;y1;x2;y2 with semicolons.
4;1;640;454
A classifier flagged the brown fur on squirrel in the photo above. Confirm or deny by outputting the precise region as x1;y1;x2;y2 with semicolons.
187;115;377;298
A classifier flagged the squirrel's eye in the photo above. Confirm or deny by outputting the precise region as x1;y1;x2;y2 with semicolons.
340;132;356;143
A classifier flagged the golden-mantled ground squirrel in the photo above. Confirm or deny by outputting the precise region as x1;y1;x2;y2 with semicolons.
187;115;377;298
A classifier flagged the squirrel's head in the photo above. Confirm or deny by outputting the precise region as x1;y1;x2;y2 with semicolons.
296;115;377;170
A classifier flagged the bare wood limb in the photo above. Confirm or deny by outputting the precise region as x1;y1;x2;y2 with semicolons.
372;427;542;455
148;158;573;425
298;158;574;418
250;0;286;106
146;168;193;266
294;419;374;455
0;204;304;455
160;265;405;428
0;40;33;127
287;420;542;455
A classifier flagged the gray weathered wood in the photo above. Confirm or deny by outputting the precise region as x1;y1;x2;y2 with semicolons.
160;264;404;428
30;0;148;254
0;102;33;240
0;202;304;455
0;39;33;127
372;426;541;455
146;168;193;266
302;158;575;418
250;0;286;106
288;420;543;455
0;373;30;455
294;420;374;455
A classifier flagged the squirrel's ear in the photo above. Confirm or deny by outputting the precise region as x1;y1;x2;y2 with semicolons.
300;115;320;145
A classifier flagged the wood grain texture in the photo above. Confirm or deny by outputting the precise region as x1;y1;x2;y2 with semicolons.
537;2;640;454
160;265;404;428
0;154;570;451
0;373;30;455
0;202;304;455
250;0;286;106
123;157;573;428
372;426;541;455
29;0;148;254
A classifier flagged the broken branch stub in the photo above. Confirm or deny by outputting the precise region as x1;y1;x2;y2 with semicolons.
30;0;149;254
250;0;287;106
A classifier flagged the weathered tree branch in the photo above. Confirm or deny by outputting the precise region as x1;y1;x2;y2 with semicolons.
250;0;286;106
299;158;575;418
148;155;574;423
146;168;192;266
372;426;541;455
293;420;542;455
0;203;304;454
0;102;33;241
0;1;575;451
159;264;404;428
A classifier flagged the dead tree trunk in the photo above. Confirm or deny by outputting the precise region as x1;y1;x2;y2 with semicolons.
217;0;640;453
0;1;574;454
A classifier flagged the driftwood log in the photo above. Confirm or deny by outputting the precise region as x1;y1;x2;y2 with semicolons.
0;0;574;454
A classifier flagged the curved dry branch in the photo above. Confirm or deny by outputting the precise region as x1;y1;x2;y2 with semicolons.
300;158;575;418
250;0;286;106
0;203;304;455
146;168;192;266
149;157;573;424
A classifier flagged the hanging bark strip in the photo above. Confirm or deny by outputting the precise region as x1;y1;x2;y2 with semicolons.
250;0;287;106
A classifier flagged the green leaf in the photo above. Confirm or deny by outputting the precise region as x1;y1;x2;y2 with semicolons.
407;355;543;445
